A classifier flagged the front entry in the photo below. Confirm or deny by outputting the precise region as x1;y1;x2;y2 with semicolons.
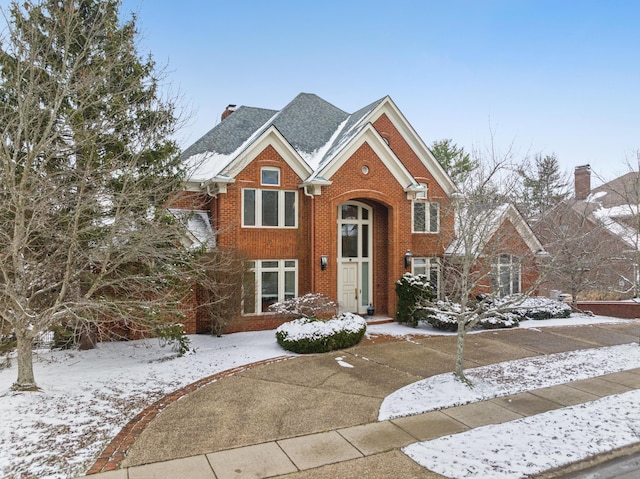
337;202;372;314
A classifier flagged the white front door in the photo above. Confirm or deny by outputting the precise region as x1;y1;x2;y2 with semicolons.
340;262;358;312
337;202;372;314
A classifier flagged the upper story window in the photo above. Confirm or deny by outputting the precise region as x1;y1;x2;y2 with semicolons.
261;167;280;186
243;188;297;228
412;200;439;233
492;254;521;297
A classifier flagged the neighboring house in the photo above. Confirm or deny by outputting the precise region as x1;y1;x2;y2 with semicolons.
174;93;541;333
444;203;545;299
534;165;640;300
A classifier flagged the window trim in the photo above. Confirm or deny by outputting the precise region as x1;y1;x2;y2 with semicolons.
411;257;441;298
242;259;298;315
412;200;440;233
242;188;298;228
261;166;281;186
491;254;521;297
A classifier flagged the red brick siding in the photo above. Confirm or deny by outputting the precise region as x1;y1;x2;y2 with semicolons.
468;219;540;297
314;142;413;315
576;301;640;318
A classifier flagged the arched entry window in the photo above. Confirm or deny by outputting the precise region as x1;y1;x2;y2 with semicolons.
492;254;521;297
337;202;372;314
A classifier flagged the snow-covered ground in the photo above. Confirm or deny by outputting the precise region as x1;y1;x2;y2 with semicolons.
0;313;636;479
0;332;289;479
375;317;640;479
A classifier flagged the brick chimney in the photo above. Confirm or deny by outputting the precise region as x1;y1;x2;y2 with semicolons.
574;164;591;200
221;104;237;121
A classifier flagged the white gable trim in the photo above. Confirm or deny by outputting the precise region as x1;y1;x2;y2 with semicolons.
221;125;313;181
500;204;545;254
316;124;417;189
362;97;457;196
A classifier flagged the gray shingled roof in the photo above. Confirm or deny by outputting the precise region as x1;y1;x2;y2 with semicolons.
271;93;348;154
183;106;277;158
182;93;387;178
591;172;640;208
316;97;385;171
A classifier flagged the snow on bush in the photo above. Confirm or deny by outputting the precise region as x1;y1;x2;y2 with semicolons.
478;312;521;329
395;273;435;326
510;296;572;320
275;313;367;354
421;296;571;331
269;293;338;319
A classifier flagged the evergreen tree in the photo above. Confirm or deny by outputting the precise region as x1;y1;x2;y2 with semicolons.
0;0;199;390
430;138;477;184
519;153;569;218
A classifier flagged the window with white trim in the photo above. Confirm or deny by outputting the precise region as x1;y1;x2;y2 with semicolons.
491;254;521;297
242;259;297;314
261;167;280;186
243;189;297;227
412;200;439;233
412;257;440;297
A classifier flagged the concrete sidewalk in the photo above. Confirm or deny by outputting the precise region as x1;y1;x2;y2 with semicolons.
83;322;640;479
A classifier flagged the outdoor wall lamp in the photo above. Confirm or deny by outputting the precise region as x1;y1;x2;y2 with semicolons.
320;255;328;270
404;249;413;269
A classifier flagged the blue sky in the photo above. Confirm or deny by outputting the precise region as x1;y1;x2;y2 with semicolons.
3;0;640;183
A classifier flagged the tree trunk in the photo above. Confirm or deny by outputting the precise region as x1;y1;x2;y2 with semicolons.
13;333;38;391
454;320;468;384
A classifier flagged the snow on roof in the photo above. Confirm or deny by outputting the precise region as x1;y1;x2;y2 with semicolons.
444;203;543;257
298;118;349;171
182;94;385;183
586;190;607;202
168;209;216;248
592;205;640;250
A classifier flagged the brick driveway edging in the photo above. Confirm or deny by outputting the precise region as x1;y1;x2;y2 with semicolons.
86;355;294;474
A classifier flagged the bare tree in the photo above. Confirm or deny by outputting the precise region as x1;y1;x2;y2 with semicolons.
196;249;249;337
427;143;544;383
534;200;621;303
0;0;213;390
599;153;640;297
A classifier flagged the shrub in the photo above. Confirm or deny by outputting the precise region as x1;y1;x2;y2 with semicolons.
423;301;460;331
156;323;193;357
269;293;338;319
275;313;366;354
51;324;76;349
395;273;435;326
419;295;571;332
424;299;520;330
478;312;520;329
512;296;572;320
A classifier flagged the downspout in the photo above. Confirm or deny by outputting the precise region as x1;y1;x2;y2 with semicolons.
304;186;315;292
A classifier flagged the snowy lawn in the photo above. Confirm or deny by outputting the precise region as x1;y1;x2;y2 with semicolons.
0;331;290;479
374;315;640;479
0;313;636;479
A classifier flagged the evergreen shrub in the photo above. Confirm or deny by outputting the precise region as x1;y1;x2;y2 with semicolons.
275;313;366;354
395;273;435;327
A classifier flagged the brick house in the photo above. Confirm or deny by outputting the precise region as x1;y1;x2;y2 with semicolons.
175;93;541;333
535;165;640;300
444;203;545;300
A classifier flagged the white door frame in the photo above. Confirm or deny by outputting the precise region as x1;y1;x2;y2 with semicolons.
337;201;373;314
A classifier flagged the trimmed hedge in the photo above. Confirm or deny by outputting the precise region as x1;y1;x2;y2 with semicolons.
275;313;367;354
512;296;572;320
478;312;520;329
422;296;571;331
395;273;435;326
